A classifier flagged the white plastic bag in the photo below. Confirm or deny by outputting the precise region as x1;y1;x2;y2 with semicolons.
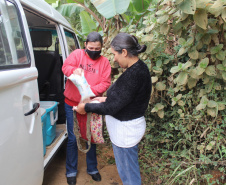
68;71;95;101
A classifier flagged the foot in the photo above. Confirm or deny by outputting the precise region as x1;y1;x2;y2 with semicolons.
89;172;101;181
67;176;76;185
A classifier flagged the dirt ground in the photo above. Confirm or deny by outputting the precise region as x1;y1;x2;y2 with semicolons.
42;141;122;185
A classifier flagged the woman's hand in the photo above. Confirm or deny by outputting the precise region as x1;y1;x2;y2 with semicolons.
73;103;86;114
92;97;107;103
73;68;83;76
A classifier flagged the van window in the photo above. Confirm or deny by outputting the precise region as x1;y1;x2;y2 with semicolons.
64;30;78;54
30;29;62;55
0;0;29;69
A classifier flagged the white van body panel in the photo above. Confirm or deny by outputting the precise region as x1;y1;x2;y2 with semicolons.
20;0;71;28
0;0;44;183
0;68;43;185
0;0;78;184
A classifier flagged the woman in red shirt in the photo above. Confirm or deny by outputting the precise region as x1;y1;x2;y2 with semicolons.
62;32;111;185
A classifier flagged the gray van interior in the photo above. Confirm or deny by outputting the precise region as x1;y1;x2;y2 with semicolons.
24;9;66;124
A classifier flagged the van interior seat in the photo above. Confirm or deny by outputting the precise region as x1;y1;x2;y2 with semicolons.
30;31;62;101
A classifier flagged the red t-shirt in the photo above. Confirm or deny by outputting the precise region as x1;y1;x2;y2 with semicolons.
62;49;111;106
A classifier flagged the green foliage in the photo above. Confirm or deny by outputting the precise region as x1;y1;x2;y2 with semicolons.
116;0;226;184
91;0;131;19
79;11;96;35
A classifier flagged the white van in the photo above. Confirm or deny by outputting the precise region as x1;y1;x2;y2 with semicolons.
0;0;80;184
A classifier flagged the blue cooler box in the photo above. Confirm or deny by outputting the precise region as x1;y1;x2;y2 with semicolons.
40;108;47;156
40;101;58;146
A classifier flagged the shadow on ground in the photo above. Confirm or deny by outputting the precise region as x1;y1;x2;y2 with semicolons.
42;140;122;185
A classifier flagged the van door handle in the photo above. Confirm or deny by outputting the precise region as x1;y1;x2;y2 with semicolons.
24;103;40;116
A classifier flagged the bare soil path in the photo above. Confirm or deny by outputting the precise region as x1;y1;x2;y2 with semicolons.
42;141;122;185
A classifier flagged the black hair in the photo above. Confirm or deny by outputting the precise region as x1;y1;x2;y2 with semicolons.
85;32;103;46
110;33;147;57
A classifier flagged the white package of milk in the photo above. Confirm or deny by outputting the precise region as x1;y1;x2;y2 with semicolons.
68;71;95;101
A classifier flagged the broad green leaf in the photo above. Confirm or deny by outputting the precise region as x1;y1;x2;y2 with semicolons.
172;100;176;106
223;59;226;67
198;52;206;59
182;61;192;70
196;41;204;50
202;34;211;45
157;110;164;118
156;60;162;68
207;100;218;108
189;69;199;78
208;18;218;26
211;0;225;8
207;108;216;117
176;72;188;85
206;141;216;150
216;50;225;61
188;78;197;89
170;66;181;73
156;103;164;110
45;0;58;3
80;11;96;35
203;75;210;84
196;103;206;110
180;13;189;21
196;0;211;8
218;103;225;110
178;109;183;114
208;3;223;17
57;3;84;17
151;76;158;83
217;64;224;71
207;29;219;34
188;49;199;60
198;89;206;97
176;94;182;100
91;0;130;19
156;82;166;91
178;0;196;15
153;66;163;74
177;47;187;56
205;65;217;76
197;144;205;153
173;0;183;5
178;100;185;106
210;44;223;54
200;96;208;105
199;58;209;69
157;15;169;24
156;10;165;16
179;38;186;45
184;37;194;47
196;66;205;75
151;107;158;113
151;103;164;112
141;34;154;42
194;9;208;30
160;24;169;34
164;59;170;64
132;0;152;13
